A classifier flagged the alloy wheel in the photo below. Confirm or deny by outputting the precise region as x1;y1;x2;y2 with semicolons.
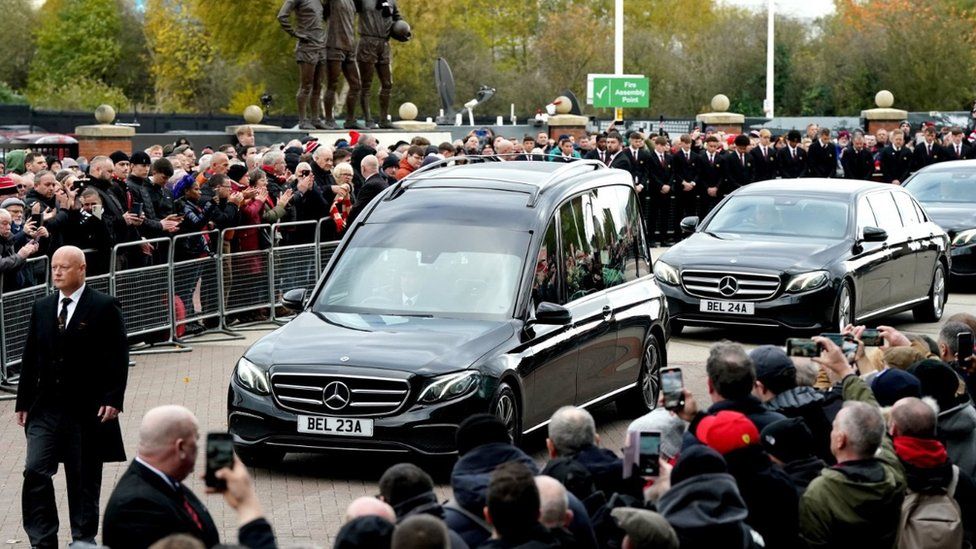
837;284;853;331
494;393;517;439
932;266;946;318
641;341;661;409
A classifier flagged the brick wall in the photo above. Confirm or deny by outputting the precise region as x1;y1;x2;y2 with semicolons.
77;137;133;159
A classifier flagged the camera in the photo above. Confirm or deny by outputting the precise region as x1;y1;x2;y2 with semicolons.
260;94;274;108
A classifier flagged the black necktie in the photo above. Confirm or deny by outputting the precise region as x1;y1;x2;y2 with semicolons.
58;297;71;332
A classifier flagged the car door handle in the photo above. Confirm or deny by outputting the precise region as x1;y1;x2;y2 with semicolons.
602;305;614;321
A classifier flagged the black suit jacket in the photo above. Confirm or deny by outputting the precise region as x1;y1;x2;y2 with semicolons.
750;145;778;181
721;150;754;194
103;460;221;549
584;148;610;165
944;141;973;161
672;149;699;185
841;147;875;181
646;151;674;195
912;141;945;171
348;173;390;224
16;286;128;462
880;145;913;183
777;146;808;178
627;147;651;187
806;140;838;178
607;150;633;174
694;150;723;194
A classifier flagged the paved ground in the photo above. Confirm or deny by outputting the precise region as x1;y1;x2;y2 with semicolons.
1;280;972;547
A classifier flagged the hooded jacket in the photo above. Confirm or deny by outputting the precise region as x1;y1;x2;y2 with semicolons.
445;443;596;549
394;491;469;549
799;375;907;549
395;155;415;181
765;386;837;462
658;472;762;549
723;445;799;549
783;456;828;495
937;401;976;480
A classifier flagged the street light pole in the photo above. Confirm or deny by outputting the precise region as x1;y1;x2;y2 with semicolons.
765;0;775;118
615;0;624;75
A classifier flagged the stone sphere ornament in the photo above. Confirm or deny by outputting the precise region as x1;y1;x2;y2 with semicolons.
711;94;730;112
554;96;572;115
399;102;419;121
875;90;895;109
95;104;116;124
243;105;264;124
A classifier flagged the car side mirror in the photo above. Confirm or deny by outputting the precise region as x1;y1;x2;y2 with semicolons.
861;226;888;242
534;302;572;325
680;216;700;233
282;288;307;311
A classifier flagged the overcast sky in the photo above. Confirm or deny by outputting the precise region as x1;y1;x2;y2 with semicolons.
724;0;835;20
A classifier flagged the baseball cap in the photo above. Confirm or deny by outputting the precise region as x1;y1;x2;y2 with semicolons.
0;177;18;196
61;158;79;169
695;411;759;455
750;345;795;385
761;417;816;463
612;508;679;549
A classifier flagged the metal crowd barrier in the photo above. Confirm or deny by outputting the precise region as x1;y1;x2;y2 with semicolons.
0;255;49;385
0;225;342;388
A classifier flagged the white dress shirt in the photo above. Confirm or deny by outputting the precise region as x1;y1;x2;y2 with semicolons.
57;283;86;327
135;456;180;491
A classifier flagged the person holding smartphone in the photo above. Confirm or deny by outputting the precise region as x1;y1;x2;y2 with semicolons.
103;405;276;549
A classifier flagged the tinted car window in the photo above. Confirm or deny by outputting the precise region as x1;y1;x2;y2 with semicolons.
314;223;529;319
856;196;878;234
595;185;646;284
892;192;920;226
560;195;603;301
904;171;976;203
866;192;903;232
532;219;561;306
705;195;849;239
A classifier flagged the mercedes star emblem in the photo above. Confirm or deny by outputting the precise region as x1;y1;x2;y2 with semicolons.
340;356;350;362
322;381;351;411
718;276;739;297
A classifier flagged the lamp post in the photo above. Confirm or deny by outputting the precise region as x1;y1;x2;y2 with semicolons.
764;0;775;118
615;0;624;75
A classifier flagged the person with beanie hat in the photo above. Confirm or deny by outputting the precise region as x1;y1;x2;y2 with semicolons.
227;163;249;185
626;409;685;464
444;414;596;549
870;368;922;407
909;360;976;479
611;508;679;549
695;411;799;548
751;345;837;462
761;418;827;494
377;463;468;549
657;445;762;549
888;396;976;547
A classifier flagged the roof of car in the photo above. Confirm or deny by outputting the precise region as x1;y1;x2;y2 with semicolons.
914;159;976;173
734;178;902;198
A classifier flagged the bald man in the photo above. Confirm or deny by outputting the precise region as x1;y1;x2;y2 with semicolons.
345;495;397;524
15;245;129;548
103;406;275;549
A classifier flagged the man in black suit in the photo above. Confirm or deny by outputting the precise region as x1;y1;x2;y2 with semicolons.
646;136;675;245
15;245;129;548
944;127;973;160
583;133;608;164
777;130;808;178
605;132;632;173
348;154;389;224
841;133;875;180
626;131;651;190
749;129;778;181
103;405;276;549
806;128;838;178
672;134;699;239
912;126;945;172
880;129;914;184
694;136;724;218
722;134;754;195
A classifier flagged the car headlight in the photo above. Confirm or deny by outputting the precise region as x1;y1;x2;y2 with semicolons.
235;357;270;395
653;260;680;285
785;270;829;293
417;372;480;404
952;228;976;247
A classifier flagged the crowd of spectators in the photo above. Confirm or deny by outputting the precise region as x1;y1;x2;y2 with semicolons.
96;312;976;549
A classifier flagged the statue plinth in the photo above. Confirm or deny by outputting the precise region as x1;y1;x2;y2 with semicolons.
74;124;135;158
392;120;437;131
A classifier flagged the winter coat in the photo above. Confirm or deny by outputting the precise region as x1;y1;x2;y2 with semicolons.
765;386;837;462
723;445;799;549
783;456;828;496
937;402;976;480
658;472;762;549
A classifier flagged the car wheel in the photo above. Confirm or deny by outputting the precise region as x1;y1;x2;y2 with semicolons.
491;382;521;445
914;262;947;323
836;281;854;331
235;445;285;468
617;335;662;417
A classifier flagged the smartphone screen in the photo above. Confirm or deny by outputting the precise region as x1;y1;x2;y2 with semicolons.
787;338;819;357
205;432;234;490
29;213;42;226
130;202;144;216
661;367;684;409
820;333;849;346
861;329;883;346
638;432;661;477
959;332;974;362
